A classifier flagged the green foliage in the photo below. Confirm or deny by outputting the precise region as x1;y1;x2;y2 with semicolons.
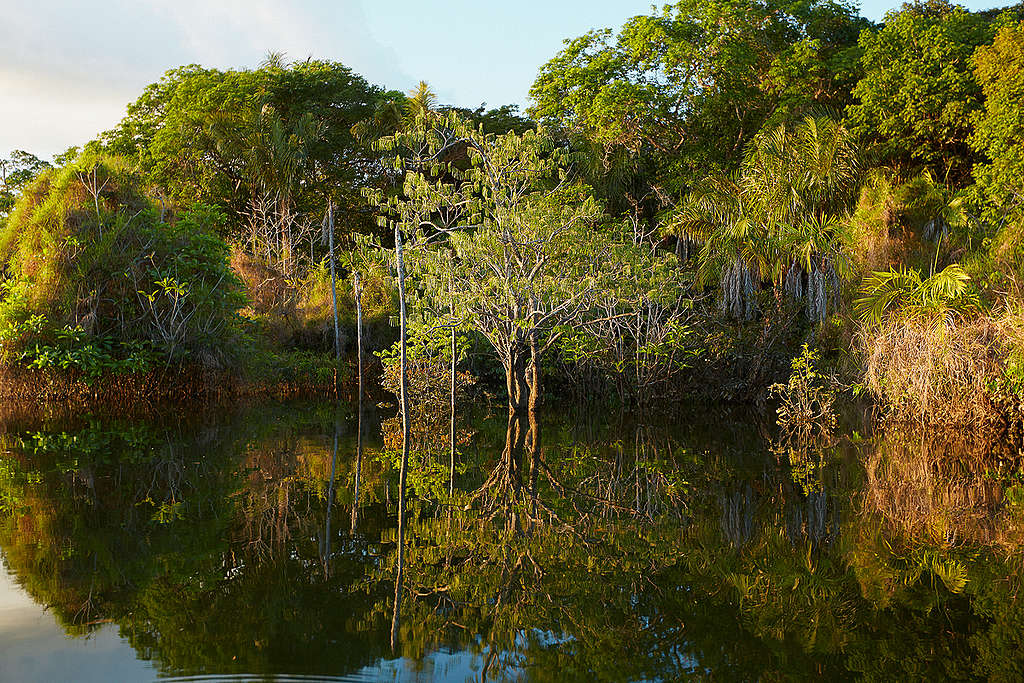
17;328;153;380
0;156;245;370
529;0;867;199
898;169;978;246
673;115;858;320
846;0;1015;180
855;263;977;323
102;59;388;242
771;344;837;437
0;150;50;219
554;227;703;401
971;20;1024;216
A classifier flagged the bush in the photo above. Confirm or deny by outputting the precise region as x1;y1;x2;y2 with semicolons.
0;155;245;371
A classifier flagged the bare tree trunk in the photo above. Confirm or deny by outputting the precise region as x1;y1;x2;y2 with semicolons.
351;393;363;535
280;195;293;276
355;270;363;396
504;344;529;417
328;201;341;362
392;223;410;651
351;270;364;533
449;280;457;498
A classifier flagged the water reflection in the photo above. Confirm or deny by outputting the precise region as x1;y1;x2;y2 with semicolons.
0;401;1022;681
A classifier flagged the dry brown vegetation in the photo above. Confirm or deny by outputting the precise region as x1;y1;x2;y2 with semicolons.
848;172;911;274
0;364;342;407
860;312;1024;431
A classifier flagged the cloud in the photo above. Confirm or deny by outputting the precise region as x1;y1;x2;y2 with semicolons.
0;68;134;160
0;0;410;158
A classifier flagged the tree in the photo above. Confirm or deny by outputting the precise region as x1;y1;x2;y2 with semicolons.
0;150;50;219
971;20;1024;223
442;179;606;416
102;59;388;245
845;0;1016;181
368;114;608;417
673;116;858;321
529;0;867;214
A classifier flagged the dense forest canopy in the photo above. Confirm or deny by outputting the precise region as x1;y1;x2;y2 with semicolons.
0;0;1020;429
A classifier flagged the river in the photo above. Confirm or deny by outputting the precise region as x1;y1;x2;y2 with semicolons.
0;399;1021;681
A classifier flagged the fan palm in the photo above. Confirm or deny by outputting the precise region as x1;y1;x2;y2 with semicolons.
854;263;977;324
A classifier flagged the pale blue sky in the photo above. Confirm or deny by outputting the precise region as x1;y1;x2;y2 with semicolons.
0;0;1010;159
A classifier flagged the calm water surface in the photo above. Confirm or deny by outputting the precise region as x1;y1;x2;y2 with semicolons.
0;399;1022;681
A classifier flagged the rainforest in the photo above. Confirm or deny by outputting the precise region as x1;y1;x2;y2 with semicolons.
1;0;1024;680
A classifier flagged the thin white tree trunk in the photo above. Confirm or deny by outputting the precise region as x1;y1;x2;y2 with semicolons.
352;271;364;534
392;223;410;651
449;280;456;498
328;201;341;362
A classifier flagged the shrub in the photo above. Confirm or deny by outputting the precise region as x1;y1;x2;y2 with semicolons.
0;155;245;370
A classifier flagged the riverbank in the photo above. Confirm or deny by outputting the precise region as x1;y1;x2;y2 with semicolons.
0;354;362;407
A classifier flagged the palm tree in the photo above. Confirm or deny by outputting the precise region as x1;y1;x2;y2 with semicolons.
899;169;974;244
675;173;770;320
779;216;854;322
854;263;977;324
210;102;322;274
351;81;440;146
671;115;860;321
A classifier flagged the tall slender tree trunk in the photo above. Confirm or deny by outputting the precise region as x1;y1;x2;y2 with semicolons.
352;270;364;534
449;281;457;498
328;202;341;362
322;419;339;579
351;395;363;535
392;223;410;651
354;271;363;397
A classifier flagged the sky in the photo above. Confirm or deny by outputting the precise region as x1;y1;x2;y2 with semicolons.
0;0;1011;161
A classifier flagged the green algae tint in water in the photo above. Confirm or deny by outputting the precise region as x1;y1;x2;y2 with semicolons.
0;400;1022;681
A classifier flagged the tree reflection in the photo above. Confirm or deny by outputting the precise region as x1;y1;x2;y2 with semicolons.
1;403;1024;680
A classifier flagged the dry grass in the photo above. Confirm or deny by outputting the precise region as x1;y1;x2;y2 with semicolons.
230;249;395;353
849;173;913;274
0;363;343;407
230;248;299;345
859;313;1022;430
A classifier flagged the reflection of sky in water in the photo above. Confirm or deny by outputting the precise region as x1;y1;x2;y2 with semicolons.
0;554;508;682
0;561;157;682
